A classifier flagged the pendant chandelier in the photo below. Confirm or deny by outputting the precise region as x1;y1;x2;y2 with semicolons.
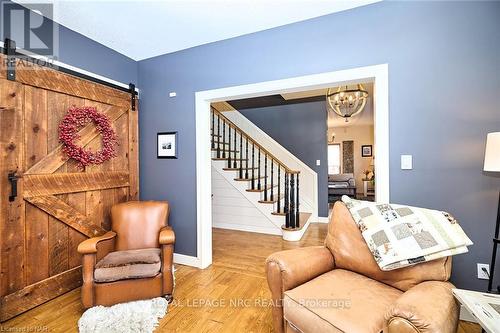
326;84;369;122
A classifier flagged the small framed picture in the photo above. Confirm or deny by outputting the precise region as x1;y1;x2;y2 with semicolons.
361;145;372;157
157;132;178;159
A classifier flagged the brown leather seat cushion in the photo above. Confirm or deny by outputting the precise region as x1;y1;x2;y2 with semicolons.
283;269;402;333
94;248;161;283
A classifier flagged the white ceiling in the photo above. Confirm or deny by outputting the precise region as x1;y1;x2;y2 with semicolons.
14;0;380;61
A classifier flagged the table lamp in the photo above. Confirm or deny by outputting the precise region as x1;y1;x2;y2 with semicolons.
484;132;500;293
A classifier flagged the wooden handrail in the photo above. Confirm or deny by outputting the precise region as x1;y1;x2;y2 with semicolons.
211;107;300;174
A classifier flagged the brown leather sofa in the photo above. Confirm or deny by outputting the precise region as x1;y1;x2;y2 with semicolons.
77;201;175;308
266;202;459;333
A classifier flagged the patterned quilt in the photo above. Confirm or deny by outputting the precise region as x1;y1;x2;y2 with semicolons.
341;196;473;271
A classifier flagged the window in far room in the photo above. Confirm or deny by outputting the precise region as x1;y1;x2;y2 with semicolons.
328;143;341;175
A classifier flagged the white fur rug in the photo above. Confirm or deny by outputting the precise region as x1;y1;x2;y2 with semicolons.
78;297;168;333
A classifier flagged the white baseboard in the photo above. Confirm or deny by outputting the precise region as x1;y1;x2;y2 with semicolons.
316;216;329;223
459;305;478;323
173;253;201;268
213;222;282;236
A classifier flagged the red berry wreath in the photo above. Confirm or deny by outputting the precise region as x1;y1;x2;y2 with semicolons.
58;106;118;168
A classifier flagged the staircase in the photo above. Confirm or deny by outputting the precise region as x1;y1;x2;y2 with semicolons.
211;105;312;241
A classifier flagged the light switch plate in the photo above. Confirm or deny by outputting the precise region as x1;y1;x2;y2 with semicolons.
316;160;321;166
169;92;177;97
401;155;413;170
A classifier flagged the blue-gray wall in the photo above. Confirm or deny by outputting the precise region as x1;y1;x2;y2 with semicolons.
1;0;137;84
138;1;500;290
240;101;329;217
4;0;499;291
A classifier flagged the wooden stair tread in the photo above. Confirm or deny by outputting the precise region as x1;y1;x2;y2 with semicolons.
223;167;258;171
212;141;230;145
212;157;248;161
271;211;286;216
212;148;239;153
281;212;312;231
258;194;284;204
234;176;267;181
246;185;277;193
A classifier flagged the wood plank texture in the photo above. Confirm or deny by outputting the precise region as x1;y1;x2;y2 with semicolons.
25;203;50;285
47;210;69;277
112;113;129;171
0;55;138;321
0;54;129;108
211;101;235;112
128;104;139;200
25;196;106;237
23;172;129;197
65;134;87;269
0;267;82;322
24;86;50;285
25;104;127;175
45;93;70;281
0;225;481;332
0;79;25;297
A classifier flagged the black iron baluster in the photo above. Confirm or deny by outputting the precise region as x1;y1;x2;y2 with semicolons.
222;119;226;158
296;173;300;228
217;115;221;158
228;124;232;167
257;147;261;190
264;154;268;201
245;137;249;179
233;128;237;169
251;142;255;189
211;110;215;149
239;131;243;179
290;173;296;229
276;166;281;213
285;172;289;228
270;159;274;202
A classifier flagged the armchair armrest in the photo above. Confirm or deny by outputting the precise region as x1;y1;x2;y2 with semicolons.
266;246;335;333
77;231;117;254
78;231;116;309
159;226;175;245
384;281;459;333
159;226;175;295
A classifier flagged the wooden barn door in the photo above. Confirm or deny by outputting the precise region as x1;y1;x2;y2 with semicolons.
0;55;139;321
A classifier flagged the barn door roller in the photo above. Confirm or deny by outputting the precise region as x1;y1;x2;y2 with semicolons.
129;83;137;111
4;38;16;81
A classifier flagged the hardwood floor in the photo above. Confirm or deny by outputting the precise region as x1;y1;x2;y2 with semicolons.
1;224;481;332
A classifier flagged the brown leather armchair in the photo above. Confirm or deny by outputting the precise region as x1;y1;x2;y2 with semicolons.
266;202;459;333
77;201;175;308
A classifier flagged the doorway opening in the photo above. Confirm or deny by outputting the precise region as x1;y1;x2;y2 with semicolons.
327;82;376;214
193;64;389;268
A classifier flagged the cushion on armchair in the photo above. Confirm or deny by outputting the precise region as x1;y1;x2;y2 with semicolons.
94;248;161;283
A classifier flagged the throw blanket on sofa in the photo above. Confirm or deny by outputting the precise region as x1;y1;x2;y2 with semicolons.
341;196;473;271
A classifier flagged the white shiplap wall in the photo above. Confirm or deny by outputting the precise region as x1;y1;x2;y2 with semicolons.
211;167;282;235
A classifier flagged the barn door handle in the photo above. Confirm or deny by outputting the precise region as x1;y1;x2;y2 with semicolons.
8;172;18;202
